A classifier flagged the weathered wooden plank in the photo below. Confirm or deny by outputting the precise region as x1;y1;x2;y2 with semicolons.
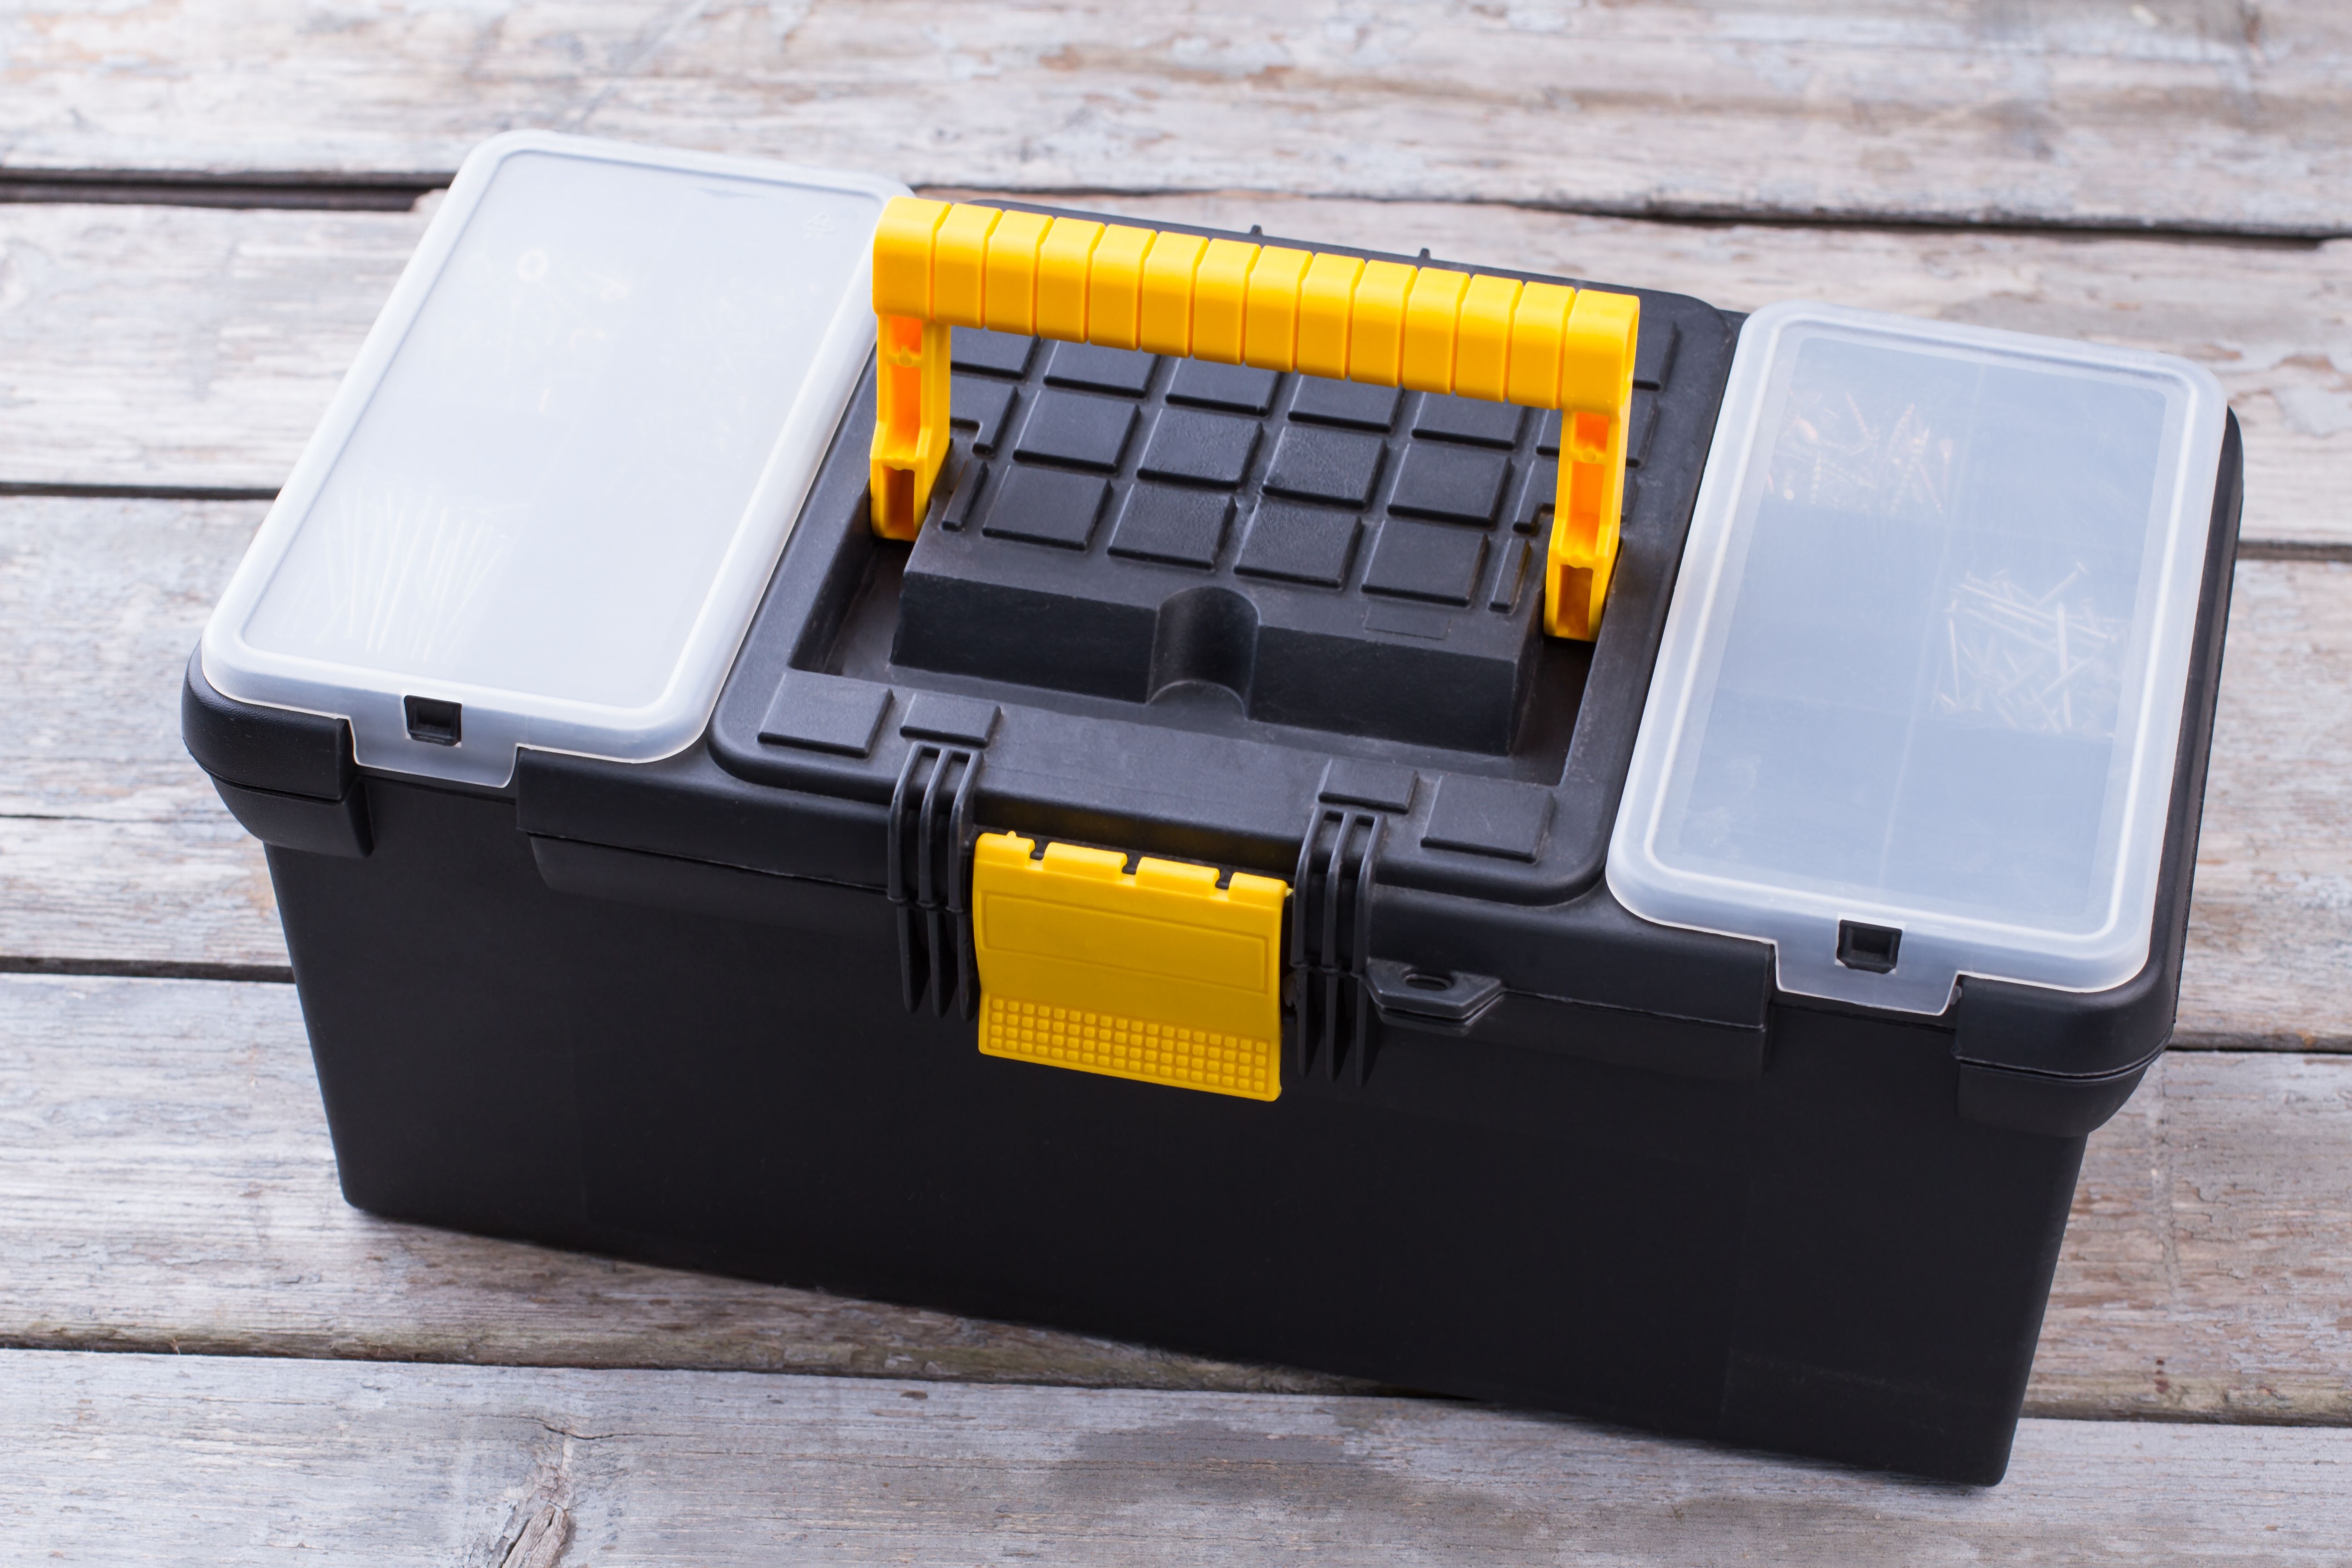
0;204;406;497
2179;559;2352;1050
6;198;2349;549
2035;1049;2352;1423
5;494;2344;1044
0;496;287;970
5;1350;2350;1564
1;972;2345;1421
5;1;2352;236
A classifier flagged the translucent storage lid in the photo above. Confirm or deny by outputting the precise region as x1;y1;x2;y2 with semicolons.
200;132;904;788
1609;302;2227;1014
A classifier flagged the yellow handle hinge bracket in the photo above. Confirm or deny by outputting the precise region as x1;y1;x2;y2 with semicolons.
888;738;985;1017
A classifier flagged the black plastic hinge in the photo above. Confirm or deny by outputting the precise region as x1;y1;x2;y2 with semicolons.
1289;805;1384;1088
887;742;982;1019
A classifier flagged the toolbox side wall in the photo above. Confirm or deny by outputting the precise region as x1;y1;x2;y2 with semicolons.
270;781;594;1249
1722;1001;2087;1485
260;769;2081;1482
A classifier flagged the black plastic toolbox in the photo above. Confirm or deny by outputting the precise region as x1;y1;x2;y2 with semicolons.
183;133;2240;1484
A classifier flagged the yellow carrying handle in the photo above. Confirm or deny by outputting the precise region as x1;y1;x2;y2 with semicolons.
870;197;1637;641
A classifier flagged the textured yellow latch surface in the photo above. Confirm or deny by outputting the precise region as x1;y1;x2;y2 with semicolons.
971;833;1288;1102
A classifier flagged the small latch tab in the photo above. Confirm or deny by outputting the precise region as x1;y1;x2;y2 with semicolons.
971;833;1288;1101
887;741;981;1017
1291;805;1384;1086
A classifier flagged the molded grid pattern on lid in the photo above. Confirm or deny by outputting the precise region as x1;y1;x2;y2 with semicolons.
900;327;1666;757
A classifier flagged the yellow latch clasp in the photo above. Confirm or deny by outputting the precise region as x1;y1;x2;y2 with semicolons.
970;833;1288;1102
867;197;1638;642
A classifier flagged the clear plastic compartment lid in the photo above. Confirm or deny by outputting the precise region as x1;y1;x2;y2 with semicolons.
1609;302;2228;1014
200;132;905;788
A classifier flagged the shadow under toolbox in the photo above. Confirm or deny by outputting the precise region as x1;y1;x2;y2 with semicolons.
182;133;2240;1485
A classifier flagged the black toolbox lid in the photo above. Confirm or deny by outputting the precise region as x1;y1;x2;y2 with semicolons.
707;204;1744;918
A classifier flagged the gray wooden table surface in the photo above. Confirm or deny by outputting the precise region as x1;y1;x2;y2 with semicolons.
3;4;2349;1561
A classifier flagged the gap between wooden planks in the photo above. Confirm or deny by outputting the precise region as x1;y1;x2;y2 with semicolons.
4;197;2350;548
7;1348;2352;1566
2;0;2351;238
1;964;2347;1423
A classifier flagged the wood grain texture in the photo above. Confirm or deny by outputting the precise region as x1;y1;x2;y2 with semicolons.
0;496;287;970
2179;559;2352;1049
5;494;2345;1044
2035;1049;2352;1424
1;972;2346;1422
6;197;2350;549
0;204;408;497
4;1;2352;236
7;1350;2352;1565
